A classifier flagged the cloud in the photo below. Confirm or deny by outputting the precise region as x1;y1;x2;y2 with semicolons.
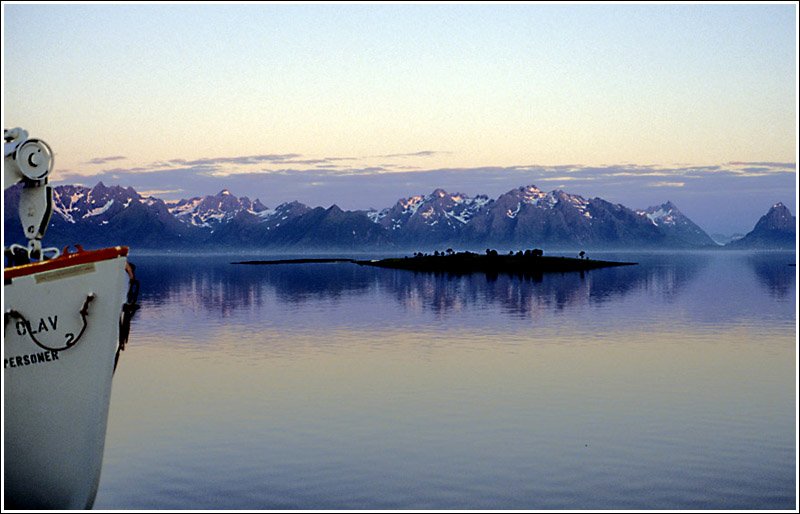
170;154;302;166
740;167;772;173
85;155;126;165
101;166;156;173
375;150;449;159
609;171;678;177
537;176;583;182
61;159;798;195
280;158;347;165
499;164;585;175
138;188;185;197
727;161;796;169
677;165;722;172
650;181;686;188
58;164;219;181
67;152;797;189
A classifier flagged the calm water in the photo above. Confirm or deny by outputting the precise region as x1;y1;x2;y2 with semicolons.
94;251;797;510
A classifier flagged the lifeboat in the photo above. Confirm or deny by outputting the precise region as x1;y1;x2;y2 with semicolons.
3;128;139;509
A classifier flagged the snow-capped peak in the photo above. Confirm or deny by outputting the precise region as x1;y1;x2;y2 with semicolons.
638;202;675;226
371;188;491;231
50;183;142;224
167;190;269;228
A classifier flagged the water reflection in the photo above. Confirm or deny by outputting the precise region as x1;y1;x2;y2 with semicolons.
131;253;720;320
99;252;797;510
135;258;375;311
136;257;268;316
379;262;703;320
746;253;796;299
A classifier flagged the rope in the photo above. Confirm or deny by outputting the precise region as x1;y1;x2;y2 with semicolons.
114;265;140;371
5;294;95;352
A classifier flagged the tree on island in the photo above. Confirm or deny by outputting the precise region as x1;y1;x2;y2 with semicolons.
579;251;586;259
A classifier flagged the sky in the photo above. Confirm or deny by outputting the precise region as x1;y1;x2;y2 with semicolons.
2;2;797;235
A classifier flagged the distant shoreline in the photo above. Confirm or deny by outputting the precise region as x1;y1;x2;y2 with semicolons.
232;253;638;274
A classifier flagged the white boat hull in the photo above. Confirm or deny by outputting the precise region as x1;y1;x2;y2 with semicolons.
4;248;130;509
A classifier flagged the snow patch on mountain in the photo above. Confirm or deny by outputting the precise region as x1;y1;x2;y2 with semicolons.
401;195;425;214
82;199;114;218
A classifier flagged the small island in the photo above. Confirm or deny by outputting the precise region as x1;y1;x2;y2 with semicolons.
233;249;637;276
356;249;636;275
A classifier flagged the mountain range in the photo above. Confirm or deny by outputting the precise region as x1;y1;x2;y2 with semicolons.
3;182;795;252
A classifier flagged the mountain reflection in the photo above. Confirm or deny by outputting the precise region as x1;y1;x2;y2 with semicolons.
382;255;706;318
135;257;269;317
746;253;796;299
133;253;710;319
134;257;375;316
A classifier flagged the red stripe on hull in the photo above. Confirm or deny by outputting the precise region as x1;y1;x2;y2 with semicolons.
4;246;129;280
